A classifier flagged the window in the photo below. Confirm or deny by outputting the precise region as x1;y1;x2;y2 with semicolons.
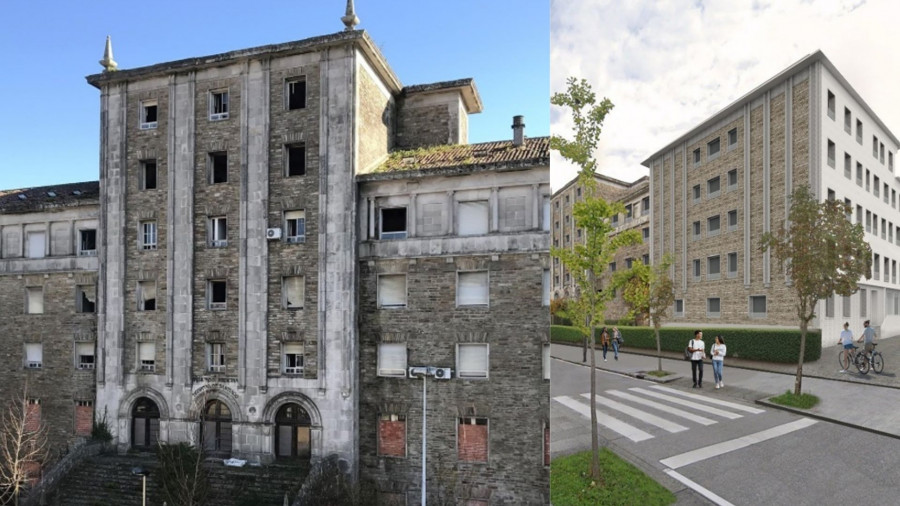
674;299;684;317
79;229;97;256
727;169;738;190
727;252;738;278
707;138;720;158
827;139;835;168
542;269;550;306
827;189;835;201
208;280;226;310
866;169;871;192
76;285;96;313
856;162;863;187
26;287;43;314
856;205;862;225
543;343;551;380
209;152;227;184
209;90;229;120
283;276;304;309
886;184;891;204
727;210;738;232
76;342;95;370
641;196;650;215
25;343;42;369
707;255;721;280
457;343;489;379
208;343;225;373
890;152;894;172
692;259;701;281
707;176;721;198
880;143;885;164
827;90;835;119
380;207;408;240
286;144;306;176
26;231;45;258
377;274;407;308
692;221;700;240
137;280;156;311
458;271;489;306
642;253;650;264
138;342;156;372
642;227;650;240
874;254;881;280
458;201;489;236
625;257;634;269
377;343;407;377
141;221;157;250
283;343;304;375
140;100;158;129
625;204;633;221
866;210;871;233
542;197;551;231
378;413;407;457
844;107;851;133
856;119;863;144
707;298;721;318
749;295;767;318
609;261;616;272
285;78;307;110
141;160;158;190
728;128;738;148
283;210;306;243
692;184;701;203
825;296;834;318
458;416;489;462
842;294;851;318
883;218;887;240
611;214;619;227
873;136;879;158
707;215;721;237
576;187;582;198
208;216;227;247
844;153;851;179
693;148;701;166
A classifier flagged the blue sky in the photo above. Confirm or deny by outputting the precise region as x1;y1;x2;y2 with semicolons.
0;1;549;190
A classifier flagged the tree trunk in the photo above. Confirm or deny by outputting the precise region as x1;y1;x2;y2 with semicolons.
795;319;807;396
655;322;662;372
588;324;602;483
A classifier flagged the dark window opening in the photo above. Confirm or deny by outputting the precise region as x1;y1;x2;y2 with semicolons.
210;280;226;309
131;398;160;449
142;160;157;190
80;229;96;254
380;208;408;239
286;79;307;110
287;145;306;176
210;152;227;183
145;105;157;123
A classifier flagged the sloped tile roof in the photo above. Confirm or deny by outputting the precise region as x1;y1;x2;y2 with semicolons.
0;181;100;214
373;136;550;175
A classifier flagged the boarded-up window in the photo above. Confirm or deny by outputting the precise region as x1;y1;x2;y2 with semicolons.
26;232;45;258
457;271;488;306
138;342;156;371
501;196;527;229
458;201;489;236
25;344;42;369
458;417;488;462
377;274;407;308
457;344;488;379
378;414;406;457
76;342;95;370
420;202;444;236
283;276;304;309
75;401;93;436
283;343;303;374
542;196;551;231
26;287;43;314
77;285;96;313
377;343;407;377
138;281;157;311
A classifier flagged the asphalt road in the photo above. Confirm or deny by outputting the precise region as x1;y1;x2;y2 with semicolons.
551;357;900;505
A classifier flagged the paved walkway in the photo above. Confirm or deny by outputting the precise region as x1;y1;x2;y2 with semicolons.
552;342;900;439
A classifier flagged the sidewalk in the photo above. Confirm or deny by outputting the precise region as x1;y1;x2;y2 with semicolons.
552;342;900;439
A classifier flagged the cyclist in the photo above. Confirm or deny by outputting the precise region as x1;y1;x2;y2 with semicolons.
838;322;853;373
857;319;876;360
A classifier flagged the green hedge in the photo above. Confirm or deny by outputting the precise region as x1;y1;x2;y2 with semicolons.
550;325;821;363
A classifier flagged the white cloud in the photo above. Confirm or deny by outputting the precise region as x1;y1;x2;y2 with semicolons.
550;0;900;189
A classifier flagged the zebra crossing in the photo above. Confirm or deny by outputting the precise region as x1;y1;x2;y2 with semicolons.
552;384;766;443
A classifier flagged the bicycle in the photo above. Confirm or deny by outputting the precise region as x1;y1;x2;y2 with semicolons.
838;345;859;371
853;343;884;375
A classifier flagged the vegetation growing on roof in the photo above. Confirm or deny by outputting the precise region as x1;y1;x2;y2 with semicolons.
375;144;471;173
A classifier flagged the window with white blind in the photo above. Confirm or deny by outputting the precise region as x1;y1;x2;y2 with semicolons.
25;343;42;369
542;269;550;306
284;210;306;242
458;201;489;236
377;343;407;377
283;343;304;375
76;342;95;370
456;343;489;379
457;271;489;306
209;216;227;247
207;343;225;373
26;232;45;258
138;342;156;372
138;281;157;311
543;343;550;380
377;274;407;308
542;197;551;231
77;285;96;313
283;276;304;309
26;287;43;314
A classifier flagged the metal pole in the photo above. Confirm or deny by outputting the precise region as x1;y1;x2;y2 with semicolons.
142;474;147;506
421;375;427;506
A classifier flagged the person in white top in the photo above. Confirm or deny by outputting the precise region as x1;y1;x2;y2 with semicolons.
710;335;726;389
838;321;854;373
688;330;705;388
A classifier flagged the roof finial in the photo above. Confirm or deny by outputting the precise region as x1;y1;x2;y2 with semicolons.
341;0;359;31
99;35;118;72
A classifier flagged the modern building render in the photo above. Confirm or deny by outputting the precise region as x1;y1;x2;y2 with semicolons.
642;50;900;342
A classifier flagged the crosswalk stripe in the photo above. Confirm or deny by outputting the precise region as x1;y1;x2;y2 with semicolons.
553;395;654;442
629;388;743;420
579;393;689;433
664;469;736;506
649;385;766;414
606;390;717;426
659;418;818;469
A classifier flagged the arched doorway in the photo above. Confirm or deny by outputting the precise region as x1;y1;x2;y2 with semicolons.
274;403;311;459
131;397;160;449
201;400;232;455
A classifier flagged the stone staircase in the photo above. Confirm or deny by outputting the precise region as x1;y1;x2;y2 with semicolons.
42;453;307;506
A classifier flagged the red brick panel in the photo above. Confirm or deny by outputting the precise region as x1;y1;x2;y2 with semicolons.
544;426;550;467
458;422;488;462
378;419;406;457
75;404;93;436
466;501;488;506
24;403;40;433
24;460;41;486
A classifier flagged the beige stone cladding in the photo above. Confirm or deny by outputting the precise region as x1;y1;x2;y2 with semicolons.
357;60;393;172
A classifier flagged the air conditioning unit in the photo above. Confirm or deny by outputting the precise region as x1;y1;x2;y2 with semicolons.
266;228;282;240
432;367;452;380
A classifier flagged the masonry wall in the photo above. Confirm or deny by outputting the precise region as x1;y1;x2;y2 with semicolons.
395;92;465;150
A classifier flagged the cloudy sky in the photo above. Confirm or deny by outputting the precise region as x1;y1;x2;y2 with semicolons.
550;0;900;189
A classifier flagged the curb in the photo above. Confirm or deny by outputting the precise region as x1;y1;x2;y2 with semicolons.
754;398;900;441
552;356;682;383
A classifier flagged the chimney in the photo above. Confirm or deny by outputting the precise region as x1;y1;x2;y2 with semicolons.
512;115;525;146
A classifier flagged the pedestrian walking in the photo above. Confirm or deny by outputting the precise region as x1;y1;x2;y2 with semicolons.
838;322;853;373
710;335;726;389
688;330;706;388
600;327;611;362
611;326;622;361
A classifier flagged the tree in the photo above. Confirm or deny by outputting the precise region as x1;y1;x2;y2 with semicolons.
0;383;49;506
551;77;640;483
614;255;675;372
760;186;871;396
157;391;211;506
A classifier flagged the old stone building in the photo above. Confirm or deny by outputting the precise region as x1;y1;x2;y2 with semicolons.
643;50;900;341
550;173;650;322
0;182;100;451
